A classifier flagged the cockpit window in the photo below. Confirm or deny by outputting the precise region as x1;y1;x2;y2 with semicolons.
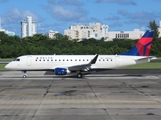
14;58;20;61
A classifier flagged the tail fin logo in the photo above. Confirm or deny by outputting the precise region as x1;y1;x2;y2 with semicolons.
136;31;153;56
121;31;154;56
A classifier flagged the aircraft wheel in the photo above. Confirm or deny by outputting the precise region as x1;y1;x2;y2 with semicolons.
23;75;27;78
22;71;27;78
77;73;82;78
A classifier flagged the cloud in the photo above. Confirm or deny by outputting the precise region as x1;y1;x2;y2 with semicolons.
90;17;102;22
118;10;157;20
153;0;161;2
1;8;43;36
59;0;84;6
105;16;120;21
44;5;88;22
47;0;56;4
43;0;88;22
117;9;159;27
117;10;128;16
47;0;84;6
95;0;136;5
109;21;123;29
0;0;9;3
2;8;42;24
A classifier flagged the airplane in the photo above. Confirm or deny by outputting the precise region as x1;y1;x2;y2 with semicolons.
5;30;156;78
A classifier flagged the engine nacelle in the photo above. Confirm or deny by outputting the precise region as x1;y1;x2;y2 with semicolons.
54;68;71;75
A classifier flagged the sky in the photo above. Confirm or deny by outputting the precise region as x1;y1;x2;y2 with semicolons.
0;0;161;37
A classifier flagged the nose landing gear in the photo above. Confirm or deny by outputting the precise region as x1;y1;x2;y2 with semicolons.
22;70;27;78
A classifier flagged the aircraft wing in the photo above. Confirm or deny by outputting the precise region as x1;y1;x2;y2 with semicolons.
51;54;98;71
68;54;98;71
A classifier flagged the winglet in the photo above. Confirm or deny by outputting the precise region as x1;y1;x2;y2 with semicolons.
90;54;98;64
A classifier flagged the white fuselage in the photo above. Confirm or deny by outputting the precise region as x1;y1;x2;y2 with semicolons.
5;55;150;71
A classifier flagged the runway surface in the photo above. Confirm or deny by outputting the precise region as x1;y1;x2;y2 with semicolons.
0;71;161;120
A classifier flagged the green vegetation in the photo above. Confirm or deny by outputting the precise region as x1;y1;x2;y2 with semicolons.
0;64;6;70
0;31;161;58
0;58;14;60
125;62;161;69
0;21;161;60
148;20;160;39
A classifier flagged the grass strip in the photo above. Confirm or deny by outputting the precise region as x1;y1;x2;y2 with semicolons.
0;62;160;71
125;62;161;69
0;64;7;70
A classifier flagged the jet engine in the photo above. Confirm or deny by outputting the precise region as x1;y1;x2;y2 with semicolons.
54;68;71;75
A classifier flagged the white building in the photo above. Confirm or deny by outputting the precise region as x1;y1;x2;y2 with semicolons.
158;20;161;37
64;22;145;41
64;23;109;40
21;16;36;38
46;30;59;39
108;29;144;40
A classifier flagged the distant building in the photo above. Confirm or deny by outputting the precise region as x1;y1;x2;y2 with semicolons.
158;20;161;37
107;29;144;40
64;22;145;41
46;30;59;39
21;16;36;38
64;23;109;41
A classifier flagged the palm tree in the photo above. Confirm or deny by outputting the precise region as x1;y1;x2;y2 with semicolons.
148;20;159;39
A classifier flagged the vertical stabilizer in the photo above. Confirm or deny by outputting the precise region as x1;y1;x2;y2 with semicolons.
121;31;154;56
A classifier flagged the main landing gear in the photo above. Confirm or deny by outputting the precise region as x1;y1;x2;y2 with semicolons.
77;73;83;78
22;70;27;78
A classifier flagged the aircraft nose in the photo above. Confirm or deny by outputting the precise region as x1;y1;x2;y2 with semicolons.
5;63;10;69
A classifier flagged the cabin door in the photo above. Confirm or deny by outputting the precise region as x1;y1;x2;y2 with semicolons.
115;55;120;66
27;56;32;66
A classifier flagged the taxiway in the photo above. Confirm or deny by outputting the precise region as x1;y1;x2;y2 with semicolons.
0;71;161;120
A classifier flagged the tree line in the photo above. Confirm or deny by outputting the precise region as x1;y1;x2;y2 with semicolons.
0;21;160;58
